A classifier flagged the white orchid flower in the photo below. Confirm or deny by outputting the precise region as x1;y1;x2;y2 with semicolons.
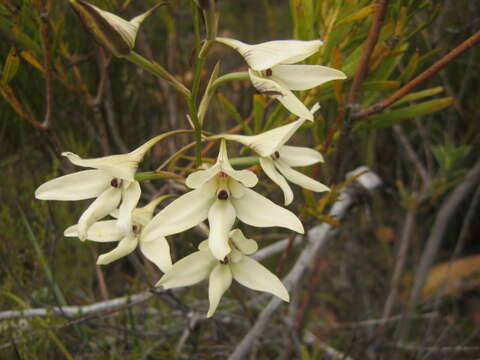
157;229;289;317
141;140;303;261
64;196;172;272
217;104;329;205
69;0;164;57
35;136;165;240
216;37;347;120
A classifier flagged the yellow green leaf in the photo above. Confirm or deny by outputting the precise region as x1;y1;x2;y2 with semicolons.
2;47;20;83
335;4;374;27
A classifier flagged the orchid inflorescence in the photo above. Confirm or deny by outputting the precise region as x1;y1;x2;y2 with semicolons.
35;0;346;317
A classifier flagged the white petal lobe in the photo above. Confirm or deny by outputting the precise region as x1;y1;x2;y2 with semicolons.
77;187;122;241
275;160;330;193
231;256;289;302
157;251;216;289
96;236;138;265
260;157;294;206
272;64;347;91
207;264;232;317
35;170;110;201
117;181;141;235
141;184;215;242
140;237;172;273
64;220;124;242
208;199;236;260
232;188;304;234
278;145;324;167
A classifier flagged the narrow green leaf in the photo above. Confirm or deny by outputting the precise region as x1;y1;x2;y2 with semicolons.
290;0;314;40
392;87;444;107
355;97;454;131
2;47;20;84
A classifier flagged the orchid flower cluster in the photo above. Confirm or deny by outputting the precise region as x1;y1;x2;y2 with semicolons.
35;1;346;317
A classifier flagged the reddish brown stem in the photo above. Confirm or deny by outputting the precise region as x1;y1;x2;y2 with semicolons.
347;0;389;105
354;30;480;119
39;0;54;128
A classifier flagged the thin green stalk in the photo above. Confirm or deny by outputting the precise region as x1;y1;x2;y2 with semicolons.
125;52;191;98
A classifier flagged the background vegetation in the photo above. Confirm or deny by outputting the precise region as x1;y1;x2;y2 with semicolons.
1;0;479;358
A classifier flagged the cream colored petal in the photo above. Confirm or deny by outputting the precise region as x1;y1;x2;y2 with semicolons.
217;139;258;187
156;251;216;289
77;187;122;241
35;170;110;201
139;237;172;273
229;229;258;255
216;37;323;71
116;181;141;235
272;64;347;91
231;256;289;302
64;220;123;242
227;178;245;199
141;182;216;242
229;248;243;263
207;264;232;317
278;145;324;167
275;160;330;193
208;199;236;260
198;240;209;251
248;70;314;121
215;103;319;156
96;235;138;265
259;157;294;206
94;6;138;49
232;188;304;234
186;164;221;189
62;152;139;182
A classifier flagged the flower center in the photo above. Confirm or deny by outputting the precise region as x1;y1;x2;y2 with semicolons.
265;68;273;77
217;190;229;200
110;178;122;188
132;224;142;234
219;256;229;264
272;151;280;160
218;171;228;178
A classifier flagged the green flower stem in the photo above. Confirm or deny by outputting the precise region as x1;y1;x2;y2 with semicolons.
229;156;259;167
125;51;191;98
187;97;203;166
212;71;250;91
135;171;185;182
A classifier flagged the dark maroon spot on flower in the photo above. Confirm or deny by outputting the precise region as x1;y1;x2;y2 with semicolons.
265;68;273;76
217;190;229;200
132;225;140;234
219;171;228;178
274;151;280;159
220;256;229;264
110;178;121;187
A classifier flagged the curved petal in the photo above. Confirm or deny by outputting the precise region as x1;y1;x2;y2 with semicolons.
248;70;314;121
186;163;221;189
62;152;139;181
116;181;141;235
275;160;330;193
216;37;322;71
217;139;258;187
278;145;324;167
77;187;122;241
272;64;347;91
96;236;138;265
232;188;304;234
207;264;232;317
64;220;124;242
260;157;294;206
156;251;216;289
228;178;245;199
230;229;258;255
208;199;236;260
231;256;289;302
35;170;110;201
215;103;319;157
140;237;172;273
141;182;216;242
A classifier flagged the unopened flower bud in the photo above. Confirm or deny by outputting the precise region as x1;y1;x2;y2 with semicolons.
68;0;165;57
